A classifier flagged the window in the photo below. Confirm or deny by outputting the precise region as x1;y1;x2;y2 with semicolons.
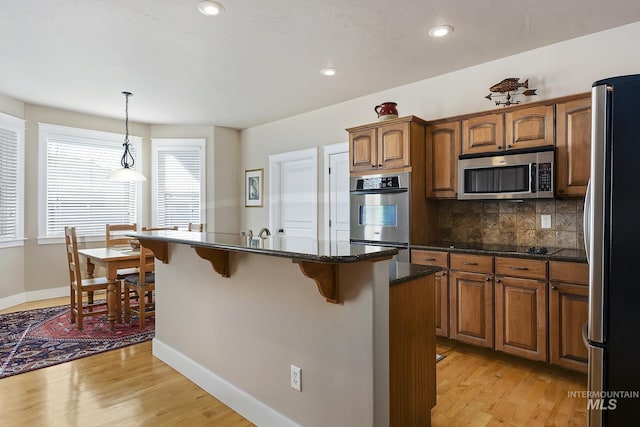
0;112;25;248
39;123;142;242
151;139;205;228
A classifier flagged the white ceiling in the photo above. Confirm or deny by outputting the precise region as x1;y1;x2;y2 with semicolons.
2;1;640;129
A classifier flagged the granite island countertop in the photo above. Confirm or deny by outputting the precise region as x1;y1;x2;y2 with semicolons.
130;230;399;263
389;261;442;286
411;241;587;263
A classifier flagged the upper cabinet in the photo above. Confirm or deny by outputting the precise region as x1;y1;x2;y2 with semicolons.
426;120;460;199
505;104;554;150
461;105;554;156
555;96;592;197
347;116;427;173
461;113;504;155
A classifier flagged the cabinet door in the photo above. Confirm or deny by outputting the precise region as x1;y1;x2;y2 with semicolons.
411;249;449;337
549;282;588;373
349;128;377;172
495;276;547;361
377;122;410;169
426;121;460;199
505;105;554;150
449;270;494;348
556;97;592;197
461;113;504;155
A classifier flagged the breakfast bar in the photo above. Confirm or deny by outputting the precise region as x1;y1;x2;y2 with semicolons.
132;230;438;427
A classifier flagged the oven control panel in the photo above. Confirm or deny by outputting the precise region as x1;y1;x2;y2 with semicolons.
354;176;402;191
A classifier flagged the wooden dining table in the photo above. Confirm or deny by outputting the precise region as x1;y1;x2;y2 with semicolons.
77;246;149;330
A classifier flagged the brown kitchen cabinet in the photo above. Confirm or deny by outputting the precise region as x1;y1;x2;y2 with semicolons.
449;253;494;348
505;104;554;150
549;261;589;373
461;113;504;155
411;249;449;337
426;120;460;199
494;257;548;361
347;116;428;173
555;96;592;197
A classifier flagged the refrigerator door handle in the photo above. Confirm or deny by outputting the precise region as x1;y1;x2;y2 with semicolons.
584;180;591;263
588;84;609;345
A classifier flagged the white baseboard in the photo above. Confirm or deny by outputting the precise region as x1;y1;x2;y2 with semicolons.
0;286;68;311
152;338;301;427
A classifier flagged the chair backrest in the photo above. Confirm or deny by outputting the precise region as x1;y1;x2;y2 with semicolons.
141;226;178;231
106;223;137;247
138;243;155;285
64;227;83;286
188;223;204;232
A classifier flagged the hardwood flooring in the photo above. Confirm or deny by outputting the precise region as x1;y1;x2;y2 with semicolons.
433;339;588;426
1;298;587;426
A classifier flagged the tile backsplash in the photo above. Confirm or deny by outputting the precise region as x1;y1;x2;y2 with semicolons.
436;199;585;250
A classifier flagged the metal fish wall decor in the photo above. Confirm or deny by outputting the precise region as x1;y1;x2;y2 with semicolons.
485;78;537;106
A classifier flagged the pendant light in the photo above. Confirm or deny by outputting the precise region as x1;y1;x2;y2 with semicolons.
107;91;146;181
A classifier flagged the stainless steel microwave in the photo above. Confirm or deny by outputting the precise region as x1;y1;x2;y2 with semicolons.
457;147;554;200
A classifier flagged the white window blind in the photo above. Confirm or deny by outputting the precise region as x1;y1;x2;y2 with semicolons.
152;139;205;228
0;113;25;247
39;124;141;239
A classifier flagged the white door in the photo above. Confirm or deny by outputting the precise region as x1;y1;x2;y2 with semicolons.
329;151;350;244
269;148;318;241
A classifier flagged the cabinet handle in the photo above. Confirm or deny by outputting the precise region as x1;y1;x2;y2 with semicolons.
486;277;491;281
497;145;503;149
442;272;446;276
559;189;565;193
551;286;558;290
423;258;437;261
507;144;513;149
496;278;501;283
509;266;529;271
462;261;478;266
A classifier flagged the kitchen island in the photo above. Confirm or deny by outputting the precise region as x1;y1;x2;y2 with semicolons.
132;230;439;427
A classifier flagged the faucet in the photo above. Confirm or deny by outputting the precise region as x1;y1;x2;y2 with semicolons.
247;229;253;239
258;227;271;238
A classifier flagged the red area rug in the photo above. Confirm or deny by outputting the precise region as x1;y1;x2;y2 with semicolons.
0;304;154;379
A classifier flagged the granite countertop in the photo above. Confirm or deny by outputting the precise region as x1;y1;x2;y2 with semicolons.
389;261;442;286
411;241;587;263
131;230;398;263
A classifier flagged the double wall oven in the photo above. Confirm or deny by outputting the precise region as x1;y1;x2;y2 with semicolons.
350;172;410;261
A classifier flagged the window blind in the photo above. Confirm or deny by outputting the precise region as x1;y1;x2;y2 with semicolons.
42;125;139;238
0;122;22;243
152;140;204;228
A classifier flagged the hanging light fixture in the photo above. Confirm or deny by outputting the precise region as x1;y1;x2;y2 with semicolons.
107;91;146;181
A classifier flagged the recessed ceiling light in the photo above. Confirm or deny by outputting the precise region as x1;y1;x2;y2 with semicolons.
197;0;224;16
320;68;338;77
428;24;454;38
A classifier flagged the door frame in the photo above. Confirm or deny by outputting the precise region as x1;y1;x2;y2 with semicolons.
268;147;319;238
321;142;349;243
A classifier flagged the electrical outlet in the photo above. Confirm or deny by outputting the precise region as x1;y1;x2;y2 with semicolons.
290;364;301;392
541;214;552;229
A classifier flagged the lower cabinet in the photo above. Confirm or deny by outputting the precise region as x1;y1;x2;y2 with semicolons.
494;257;548;361
495;276;548;361
411;249;449;337
549;261;589;373
449;254;494;348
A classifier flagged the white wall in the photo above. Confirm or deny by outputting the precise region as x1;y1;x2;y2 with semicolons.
239;21;640;232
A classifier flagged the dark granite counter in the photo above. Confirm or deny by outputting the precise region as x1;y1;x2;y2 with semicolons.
411;241;587;263
130;230;398;263
389;262;441;286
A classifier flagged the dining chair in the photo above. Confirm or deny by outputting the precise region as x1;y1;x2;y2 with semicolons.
141;226;178;231
65;227;115;330
188;223;204;232
106;223;138;247
122;243;156;329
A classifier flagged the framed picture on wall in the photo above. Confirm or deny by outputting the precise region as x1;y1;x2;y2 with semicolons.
245;168;263;207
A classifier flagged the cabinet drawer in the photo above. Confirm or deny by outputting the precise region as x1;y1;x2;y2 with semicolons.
450;253;493;274
549;261;589;285
495;257;547;280
411;250;448;268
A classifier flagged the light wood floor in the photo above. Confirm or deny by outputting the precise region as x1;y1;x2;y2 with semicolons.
1;298;587;426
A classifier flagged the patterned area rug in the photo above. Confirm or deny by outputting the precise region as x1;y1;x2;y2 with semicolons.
0;304;154;379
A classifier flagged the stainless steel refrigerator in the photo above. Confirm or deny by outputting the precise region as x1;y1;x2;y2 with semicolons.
585;74;640;426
